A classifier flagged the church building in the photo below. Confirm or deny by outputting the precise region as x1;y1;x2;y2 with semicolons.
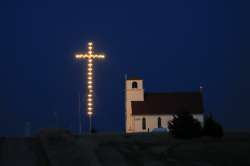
125;77;204;133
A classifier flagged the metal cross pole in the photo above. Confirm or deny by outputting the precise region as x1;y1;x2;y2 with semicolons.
78;93;82;134
75;42;105;133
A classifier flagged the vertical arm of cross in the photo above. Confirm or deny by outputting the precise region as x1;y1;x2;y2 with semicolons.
87;57;93;116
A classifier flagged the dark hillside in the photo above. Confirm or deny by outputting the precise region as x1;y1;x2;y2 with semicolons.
0;131;250;166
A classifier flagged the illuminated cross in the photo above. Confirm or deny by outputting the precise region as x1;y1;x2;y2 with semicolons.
75;42;105;132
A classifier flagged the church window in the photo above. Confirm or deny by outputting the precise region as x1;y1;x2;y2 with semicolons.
132;81;138;88
157;117;162;128
142;117;146;130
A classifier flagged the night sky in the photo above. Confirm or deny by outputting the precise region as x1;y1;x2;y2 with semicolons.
0;0;250;136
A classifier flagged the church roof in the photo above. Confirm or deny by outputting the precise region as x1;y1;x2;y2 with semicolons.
131;92;204;115
126;76;142;80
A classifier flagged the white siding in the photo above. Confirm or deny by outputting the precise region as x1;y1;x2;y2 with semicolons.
132;114;204;133
125;79;144;133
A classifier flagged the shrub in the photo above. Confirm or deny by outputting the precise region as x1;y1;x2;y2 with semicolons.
168;111;202;139
203;114;223;138
91;128;97;133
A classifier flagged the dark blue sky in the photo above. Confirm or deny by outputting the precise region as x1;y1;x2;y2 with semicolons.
0;0;250;136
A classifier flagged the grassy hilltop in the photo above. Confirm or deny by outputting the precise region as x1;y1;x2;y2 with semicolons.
0;130;250;166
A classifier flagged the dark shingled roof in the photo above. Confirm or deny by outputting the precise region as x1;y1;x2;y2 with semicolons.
126;76;142;80
131;92;204;115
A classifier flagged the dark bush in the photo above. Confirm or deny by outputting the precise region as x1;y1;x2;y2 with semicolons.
203;114;223;138
168;111;202;139
91;128;97;133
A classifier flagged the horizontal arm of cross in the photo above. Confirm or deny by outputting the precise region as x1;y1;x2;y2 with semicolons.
75;54;105;59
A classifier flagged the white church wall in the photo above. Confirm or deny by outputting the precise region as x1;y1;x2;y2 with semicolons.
133;115;173;132
132;114;204;133
126;90;144;101
125;79;144;133
125;102;133;133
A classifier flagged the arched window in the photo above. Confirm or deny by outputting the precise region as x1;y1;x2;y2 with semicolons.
142;117;146;130
157;117;162;128
132;81;138;89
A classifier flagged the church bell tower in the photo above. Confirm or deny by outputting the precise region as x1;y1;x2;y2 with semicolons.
125;77;144;133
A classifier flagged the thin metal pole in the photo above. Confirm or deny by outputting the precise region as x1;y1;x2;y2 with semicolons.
89;116;92;133
124;74;127;134
54;112;58;128
78;93;82;134
25;121;31;137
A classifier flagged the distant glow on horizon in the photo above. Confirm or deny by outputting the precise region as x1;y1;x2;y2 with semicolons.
75;42;105;118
